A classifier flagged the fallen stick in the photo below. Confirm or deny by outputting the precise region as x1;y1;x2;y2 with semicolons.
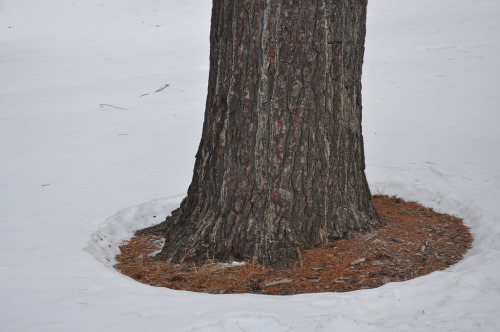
100;104;128;110
155;84;170;93
265;278;293;287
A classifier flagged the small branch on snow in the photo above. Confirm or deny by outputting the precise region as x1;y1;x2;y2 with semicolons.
155;83;170;93
99;104;128;110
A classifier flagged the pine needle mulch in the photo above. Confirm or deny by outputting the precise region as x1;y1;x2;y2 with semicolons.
114;195;472;295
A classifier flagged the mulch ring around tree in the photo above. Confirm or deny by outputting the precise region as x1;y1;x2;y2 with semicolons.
115;195;472;295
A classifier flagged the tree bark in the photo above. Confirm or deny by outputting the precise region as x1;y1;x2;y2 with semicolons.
138;0;382;268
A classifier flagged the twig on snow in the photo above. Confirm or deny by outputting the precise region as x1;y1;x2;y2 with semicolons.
100;104;128;110
155;83;170;93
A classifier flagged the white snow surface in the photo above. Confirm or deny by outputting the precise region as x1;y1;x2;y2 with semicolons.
1;0;499;331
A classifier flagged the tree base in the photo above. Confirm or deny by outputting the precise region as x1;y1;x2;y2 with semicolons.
135;200;383;269
118;195;472;295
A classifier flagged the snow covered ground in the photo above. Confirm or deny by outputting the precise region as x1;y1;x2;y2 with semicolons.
1;0;499;330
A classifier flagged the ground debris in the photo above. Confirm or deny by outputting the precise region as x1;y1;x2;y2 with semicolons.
350;258;367;266
306;275;320;282
391;237;406;243
265;278;293;287
371;261;387;266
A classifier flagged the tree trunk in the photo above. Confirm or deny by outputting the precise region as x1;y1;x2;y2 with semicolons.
138;0;382;268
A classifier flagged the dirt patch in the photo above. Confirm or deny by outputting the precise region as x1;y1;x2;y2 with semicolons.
114;195;472;295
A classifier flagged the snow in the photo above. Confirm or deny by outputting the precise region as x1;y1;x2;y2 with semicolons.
1;0;499;330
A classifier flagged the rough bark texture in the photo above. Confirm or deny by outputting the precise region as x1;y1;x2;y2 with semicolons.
138;0;382;268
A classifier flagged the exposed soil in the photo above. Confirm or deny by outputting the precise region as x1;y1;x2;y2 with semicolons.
115;195;472;295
